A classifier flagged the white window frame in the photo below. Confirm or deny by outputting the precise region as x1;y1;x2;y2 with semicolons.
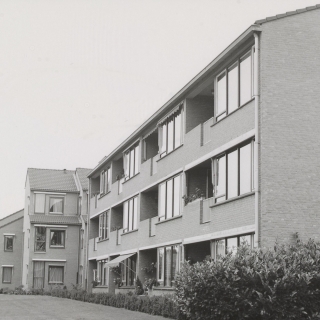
158;174;182;221
2;266;13;284
48;265;64;285
34;193;45;214
123;142;140;181
4;235;14;252
49;197;64;214
49;229;65;248
215;48;254;122
34;227;46;252
100;167;111;196
98;211;109;240
123;196;139;233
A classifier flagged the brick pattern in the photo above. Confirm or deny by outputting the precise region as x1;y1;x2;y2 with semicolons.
259;9;320;247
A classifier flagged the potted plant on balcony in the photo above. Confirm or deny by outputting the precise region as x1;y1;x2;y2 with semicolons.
182;188;204;205
143;278;159;295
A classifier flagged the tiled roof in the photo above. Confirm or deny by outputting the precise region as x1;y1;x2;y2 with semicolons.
76;168;91;191
29;215;81;225
255;4;320;24
28;168;78;192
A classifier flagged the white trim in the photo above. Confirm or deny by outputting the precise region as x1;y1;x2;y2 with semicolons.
140;239;182;251
123;138;140;154
183;225;255;245
34;224;68;228
3;233;15;236
1;265;14;267
34;192;66;195
108;248;138;257
32;259;66;262
90;208;111;220
184;129;255;171
89;254;109;261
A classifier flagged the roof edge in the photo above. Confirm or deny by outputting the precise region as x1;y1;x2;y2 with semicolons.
0;209;24;222
88;24;261;177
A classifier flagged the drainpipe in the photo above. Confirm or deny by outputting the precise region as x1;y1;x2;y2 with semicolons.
254;32;260;248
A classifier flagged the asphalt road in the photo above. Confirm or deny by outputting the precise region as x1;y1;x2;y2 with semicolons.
0;295;167;320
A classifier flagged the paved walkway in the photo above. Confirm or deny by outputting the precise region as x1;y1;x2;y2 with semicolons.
0;295;167;320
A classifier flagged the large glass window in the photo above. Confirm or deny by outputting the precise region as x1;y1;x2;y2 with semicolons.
99;211;109;240
124;143;140;180
2;267;12;284
97;259;109;286
159;175;181;221
159;108;183;158
49;197;64;214
216;49;253;121
121;256;136;286
214;141;254;203
33;261;45;288
213;234;253;259
100;167;111;195
4;236;13;252
123;197;138;233
50;230;65;248
34;193;45;214
48;266;64;284
35;227;46;252
157;245;180;287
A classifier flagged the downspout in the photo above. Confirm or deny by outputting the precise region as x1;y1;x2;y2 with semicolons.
254;32;260;247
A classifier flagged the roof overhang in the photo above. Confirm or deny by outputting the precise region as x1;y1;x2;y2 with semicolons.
88;24;261;178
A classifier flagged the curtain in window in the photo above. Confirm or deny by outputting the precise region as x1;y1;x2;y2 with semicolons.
2;267;12;283
49;198;63;213
33;261;44;288
50;231;64;246
35;194;45;213
49;267;63;283
5;236;13;251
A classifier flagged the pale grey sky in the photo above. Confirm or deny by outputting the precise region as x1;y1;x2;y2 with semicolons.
0;0;318;219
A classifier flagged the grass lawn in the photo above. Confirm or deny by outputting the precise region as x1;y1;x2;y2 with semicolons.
0;295;168;320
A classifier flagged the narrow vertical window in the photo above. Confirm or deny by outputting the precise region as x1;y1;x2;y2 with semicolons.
123;197;138;232
123;201;128;232
4;236;13;252
159;183;166;221
240;143;252;194
34;193;45;214
228;64;239;113
174;112;182;149
167;118;174;153
216;155;226;202
240;53;252;106
130;148;135;179
166;179;173;219
124;143;140;180
2;267;12;284
158;248;164;283
165;246;172;286
227;150;238;199
216;239;226;257
217;73;226;120
35;227;46;252
173;175;181;217
134;144;139;175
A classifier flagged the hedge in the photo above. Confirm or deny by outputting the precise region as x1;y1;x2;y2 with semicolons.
175;237;320;320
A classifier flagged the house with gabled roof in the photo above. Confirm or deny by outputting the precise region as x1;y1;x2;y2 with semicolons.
22;167;91;290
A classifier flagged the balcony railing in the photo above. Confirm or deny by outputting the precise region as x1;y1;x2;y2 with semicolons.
118;177;124;194
201;198;211;223
151;155;159;175
149;217;158;236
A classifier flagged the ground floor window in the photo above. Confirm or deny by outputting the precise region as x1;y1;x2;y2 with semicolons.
97;260;109;286
2;267;13;283
212;233;254;259
121;256;136;286
157;244;181;287
33;261;45;288
48;266;64;284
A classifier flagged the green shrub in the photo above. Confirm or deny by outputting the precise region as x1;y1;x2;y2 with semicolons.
175;238;320;320
135;276;144;295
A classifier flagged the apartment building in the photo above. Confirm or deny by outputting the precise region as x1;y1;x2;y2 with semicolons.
22;168;91;291
87;5;320;295
0;209;24;290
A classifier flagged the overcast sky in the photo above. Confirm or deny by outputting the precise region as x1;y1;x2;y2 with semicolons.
0;0;318;219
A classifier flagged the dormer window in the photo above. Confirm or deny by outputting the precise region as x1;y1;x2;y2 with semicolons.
49;197;64;214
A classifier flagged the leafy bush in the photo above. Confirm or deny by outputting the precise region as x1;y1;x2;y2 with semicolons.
135;276;144;295
175;238;320;320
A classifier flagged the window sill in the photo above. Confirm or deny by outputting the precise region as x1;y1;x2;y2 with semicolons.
97;238;109;243
153;286;175;291
49;212;63;215
211;98;255;127
95;285;109;288
155;215;182;225
122;172;140;184
99;191;111;200
117;286;135;289
49;246;65;249
121;229;138;236
210;191;255;208
156;144;184;162
34;252;46;254
4;250;13;253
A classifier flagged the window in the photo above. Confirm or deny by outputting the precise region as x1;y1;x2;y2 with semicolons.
159;108;183;158
124;143;140;180
100;167;111;195
213;234;253;259
157;245;180;287
4;236;13;252
33;261;44;288
48;266;64;284
214;141;254;203
123;197;138;233
50;230;65;248
49;197;64;214
121;256;136;287
159;175;181;221
34;193;45;214
99;211;109;240
35;227;46;252
97;260;109;286
216;50;253;121
2;267;13;284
